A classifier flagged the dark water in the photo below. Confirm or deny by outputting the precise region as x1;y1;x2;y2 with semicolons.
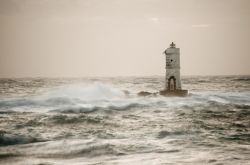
0;76;250;165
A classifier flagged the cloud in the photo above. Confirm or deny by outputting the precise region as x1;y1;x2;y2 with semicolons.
150;17;159;23
192;24;211;28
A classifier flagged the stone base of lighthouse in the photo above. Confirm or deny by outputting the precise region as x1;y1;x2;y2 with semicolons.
159;89;188;97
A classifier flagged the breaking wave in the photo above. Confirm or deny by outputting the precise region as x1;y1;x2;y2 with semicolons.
1;77;250;165
0;82;164;112
0;82;250;113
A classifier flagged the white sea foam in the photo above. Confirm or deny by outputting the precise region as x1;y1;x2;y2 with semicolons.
0;82;250;113
1;77;250;165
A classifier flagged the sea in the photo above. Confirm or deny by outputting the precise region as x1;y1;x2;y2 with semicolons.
0;76;249;165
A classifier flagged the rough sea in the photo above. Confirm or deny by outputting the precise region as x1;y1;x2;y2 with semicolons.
0;76;250;165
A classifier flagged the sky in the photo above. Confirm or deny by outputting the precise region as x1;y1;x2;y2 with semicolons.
0;0;250;77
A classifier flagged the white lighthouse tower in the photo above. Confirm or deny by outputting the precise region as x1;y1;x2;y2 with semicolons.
160;42;188;96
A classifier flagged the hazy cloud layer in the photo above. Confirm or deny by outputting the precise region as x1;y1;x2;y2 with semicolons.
0;0;250;77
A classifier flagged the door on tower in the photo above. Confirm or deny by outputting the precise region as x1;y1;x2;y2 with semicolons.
168;76;176;91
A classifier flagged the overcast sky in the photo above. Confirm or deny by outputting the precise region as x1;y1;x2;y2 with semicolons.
0;0;250;77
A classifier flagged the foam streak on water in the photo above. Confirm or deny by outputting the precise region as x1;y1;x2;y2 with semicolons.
0;76;250;165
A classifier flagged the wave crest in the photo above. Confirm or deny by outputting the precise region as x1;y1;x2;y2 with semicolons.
0;82;250;113
0;134;44;146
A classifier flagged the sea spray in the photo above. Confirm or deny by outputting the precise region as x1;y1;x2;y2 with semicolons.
0;76;250;165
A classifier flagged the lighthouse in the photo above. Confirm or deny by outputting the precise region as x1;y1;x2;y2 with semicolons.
160;42;188;96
